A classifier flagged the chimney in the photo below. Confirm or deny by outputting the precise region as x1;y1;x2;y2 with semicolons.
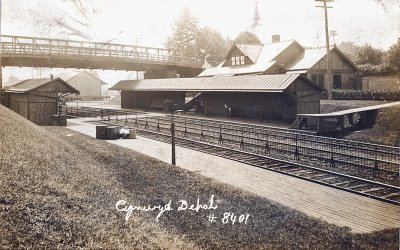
50;74;54;80
272;34;280;43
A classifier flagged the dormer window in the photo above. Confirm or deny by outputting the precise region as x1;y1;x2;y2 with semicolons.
231;55;245;66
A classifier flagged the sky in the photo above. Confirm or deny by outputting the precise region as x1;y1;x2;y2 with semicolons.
1;0;399;85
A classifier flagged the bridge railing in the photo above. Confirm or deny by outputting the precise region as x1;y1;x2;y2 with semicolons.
1;35;203;68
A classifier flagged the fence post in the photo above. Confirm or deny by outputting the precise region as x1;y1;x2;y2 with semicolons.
373;146;379;177
145;115;149;129
218;124;223;145
184;119;188;137
200;122;204;141
239;130;244;148
294;134;300;160
171;122;176;165
263;134;270;154
330;141;336;167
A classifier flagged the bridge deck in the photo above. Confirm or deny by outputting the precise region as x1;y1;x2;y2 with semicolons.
0;35;203;73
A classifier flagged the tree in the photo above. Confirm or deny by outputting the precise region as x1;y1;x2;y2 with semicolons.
251;2;261;29
166;8;232;63
386;38;400;75
196;27;232;63
233;31;262;45
337;41;361;63
356;43;384;65
166;8;199;58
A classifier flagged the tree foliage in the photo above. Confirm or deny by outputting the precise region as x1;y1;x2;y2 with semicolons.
386;38;400;74
357;63;394;76
339;41;399;76
233;31;262;45
356;43;384;65
337;42;361;63
166;8;231;63
196;27;232;63
166;8;199;58
251;3;261;29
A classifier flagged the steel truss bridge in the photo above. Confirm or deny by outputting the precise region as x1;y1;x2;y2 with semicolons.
0;35;203;76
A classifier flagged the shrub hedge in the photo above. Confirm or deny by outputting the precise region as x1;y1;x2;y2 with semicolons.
332;89;400;101
357;63;396;76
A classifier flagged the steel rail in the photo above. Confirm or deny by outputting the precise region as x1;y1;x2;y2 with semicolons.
131;117;399;172
98;119;400;205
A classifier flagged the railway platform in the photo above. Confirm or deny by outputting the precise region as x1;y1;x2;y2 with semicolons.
66;118;400;234
296;101;400;133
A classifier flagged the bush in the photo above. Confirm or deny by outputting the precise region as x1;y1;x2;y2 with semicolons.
357;63;396;76
332;89;400;101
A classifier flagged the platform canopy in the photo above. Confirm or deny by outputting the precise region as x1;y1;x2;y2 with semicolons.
110;74;321;93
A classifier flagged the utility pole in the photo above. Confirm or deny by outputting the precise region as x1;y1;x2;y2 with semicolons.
316;0;334;99
132;37;142;47
131;37;142;80
330;30;338;45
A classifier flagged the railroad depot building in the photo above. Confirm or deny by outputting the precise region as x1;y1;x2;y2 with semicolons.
199;36;362;90
110;74;322;122
3;77;79;125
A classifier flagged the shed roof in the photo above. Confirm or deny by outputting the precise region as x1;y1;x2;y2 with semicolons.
110;74;321;93
5;77;80;94
287;47;328;71
286;46;360;73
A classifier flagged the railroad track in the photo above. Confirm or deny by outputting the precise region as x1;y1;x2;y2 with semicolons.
128;116;400;174
140;129;400;206
98;120;400;205
63;106;145;118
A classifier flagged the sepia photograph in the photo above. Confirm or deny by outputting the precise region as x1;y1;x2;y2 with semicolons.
0;0;399;249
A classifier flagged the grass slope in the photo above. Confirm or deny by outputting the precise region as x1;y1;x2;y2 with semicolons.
0;105;398;249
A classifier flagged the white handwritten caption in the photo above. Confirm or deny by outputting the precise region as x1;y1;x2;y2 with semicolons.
116;194;250;225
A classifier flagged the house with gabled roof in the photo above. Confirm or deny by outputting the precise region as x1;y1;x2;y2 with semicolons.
56;71;109;101
199;36;362;90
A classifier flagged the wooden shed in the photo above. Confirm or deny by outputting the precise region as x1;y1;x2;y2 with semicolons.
110;74;322;122
4;77;79;125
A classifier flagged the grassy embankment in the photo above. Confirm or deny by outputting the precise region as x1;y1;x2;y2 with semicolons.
0;105;398;249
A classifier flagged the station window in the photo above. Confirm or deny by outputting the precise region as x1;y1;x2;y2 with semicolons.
231;56;245;66
333;75;342;89
311;74;325;88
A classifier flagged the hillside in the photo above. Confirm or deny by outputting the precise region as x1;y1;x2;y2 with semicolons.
0;105;398;249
